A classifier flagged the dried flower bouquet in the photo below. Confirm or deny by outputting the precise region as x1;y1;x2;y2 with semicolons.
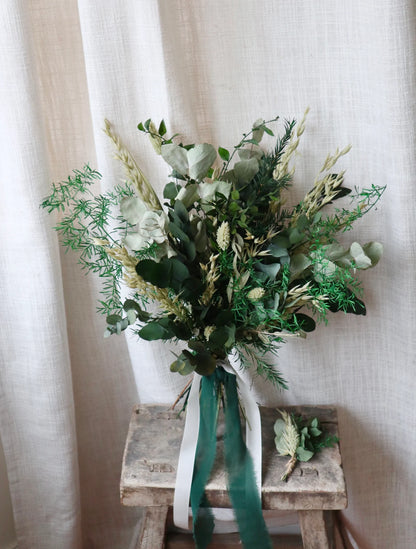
42;111;384;548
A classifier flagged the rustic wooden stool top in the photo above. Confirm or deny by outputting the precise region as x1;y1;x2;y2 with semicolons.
120;404;347;549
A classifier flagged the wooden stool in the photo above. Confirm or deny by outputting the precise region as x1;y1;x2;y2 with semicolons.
120;405;347;549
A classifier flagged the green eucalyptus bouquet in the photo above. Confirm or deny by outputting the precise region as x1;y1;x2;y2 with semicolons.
41;111;384;549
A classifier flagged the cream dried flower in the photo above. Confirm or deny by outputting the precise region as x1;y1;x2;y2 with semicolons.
274;410;300;481
216;221;230;251
247;287;265;301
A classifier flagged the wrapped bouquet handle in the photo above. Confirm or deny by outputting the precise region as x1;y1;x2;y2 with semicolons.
174;355;271;549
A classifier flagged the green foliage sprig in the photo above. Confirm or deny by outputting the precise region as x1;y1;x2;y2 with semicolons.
41;166;135;316
41;112;384;389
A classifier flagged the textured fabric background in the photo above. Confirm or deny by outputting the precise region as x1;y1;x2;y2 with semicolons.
0;1;415;548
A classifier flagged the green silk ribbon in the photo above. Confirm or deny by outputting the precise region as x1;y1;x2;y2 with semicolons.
190;367;272;549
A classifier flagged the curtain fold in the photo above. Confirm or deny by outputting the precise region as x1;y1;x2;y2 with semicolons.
0;1;415;548
0;2;83;547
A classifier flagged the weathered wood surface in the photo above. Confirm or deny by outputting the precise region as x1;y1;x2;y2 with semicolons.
298;510;334;549
134;505;168;549
120;404;347;511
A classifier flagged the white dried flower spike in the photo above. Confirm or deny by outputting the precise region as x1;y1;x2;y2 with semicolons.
216;221;230;251
247;287;265;301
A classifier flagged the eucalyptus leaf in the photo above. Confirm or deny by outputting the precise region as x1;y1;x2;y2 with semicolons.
123;232;147;251
252;118;265;143
168;221;190;243
350;242;372;269
161;143;188;176
234;157;259;184
199;180;232;204
296;214;310;231
268;243;289;259
170;355;195;375
255;261;281;280
174;199;189;223
188;340;207;352
163;182;179;200
136;259;170;288
314;258;337;279
296;447;314;462
139;321;173;341
167;258;191;291
183;239;196;261
176;184;199;207
187;143;217;180
194;352;217;376
288;227;304;245
273;418;286;438
272;235;290;249
219;169;237;185
106;314;122;325
325;243;348;262
126;309;137;325
237;145;264;161
290;253;311;278
123;299;151;322
123;299;141;312
170;322;193;340
275;437;289;456
209;324;236;350
120;197;148;224
362;241;383;267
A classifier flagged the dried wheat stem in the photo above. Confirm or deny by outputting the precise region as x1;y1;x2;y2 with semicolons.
171;378;193;410
104;119;162;211
104;244;190;321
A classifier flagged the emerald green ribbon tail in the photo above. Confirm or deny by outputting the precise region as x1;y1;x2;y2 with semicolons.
190;367;272;549
222;370;273;549
190;372;220;549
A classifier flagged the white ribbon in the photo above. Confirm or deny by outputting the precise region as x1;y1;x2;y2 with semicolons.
173;353;262;530
173;372;202;530
225;350;262;494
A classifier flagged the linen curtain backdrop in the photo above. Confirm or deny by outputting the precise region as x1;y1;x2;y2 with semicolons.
0;1;415;548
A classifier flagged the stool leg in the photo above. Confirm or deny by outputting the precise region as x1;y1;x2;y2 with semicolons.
298;510;334;549
136;506;169;549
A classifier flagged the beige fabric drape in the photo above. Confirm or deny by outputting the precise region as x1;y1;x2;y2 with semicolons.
0;1;415;548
